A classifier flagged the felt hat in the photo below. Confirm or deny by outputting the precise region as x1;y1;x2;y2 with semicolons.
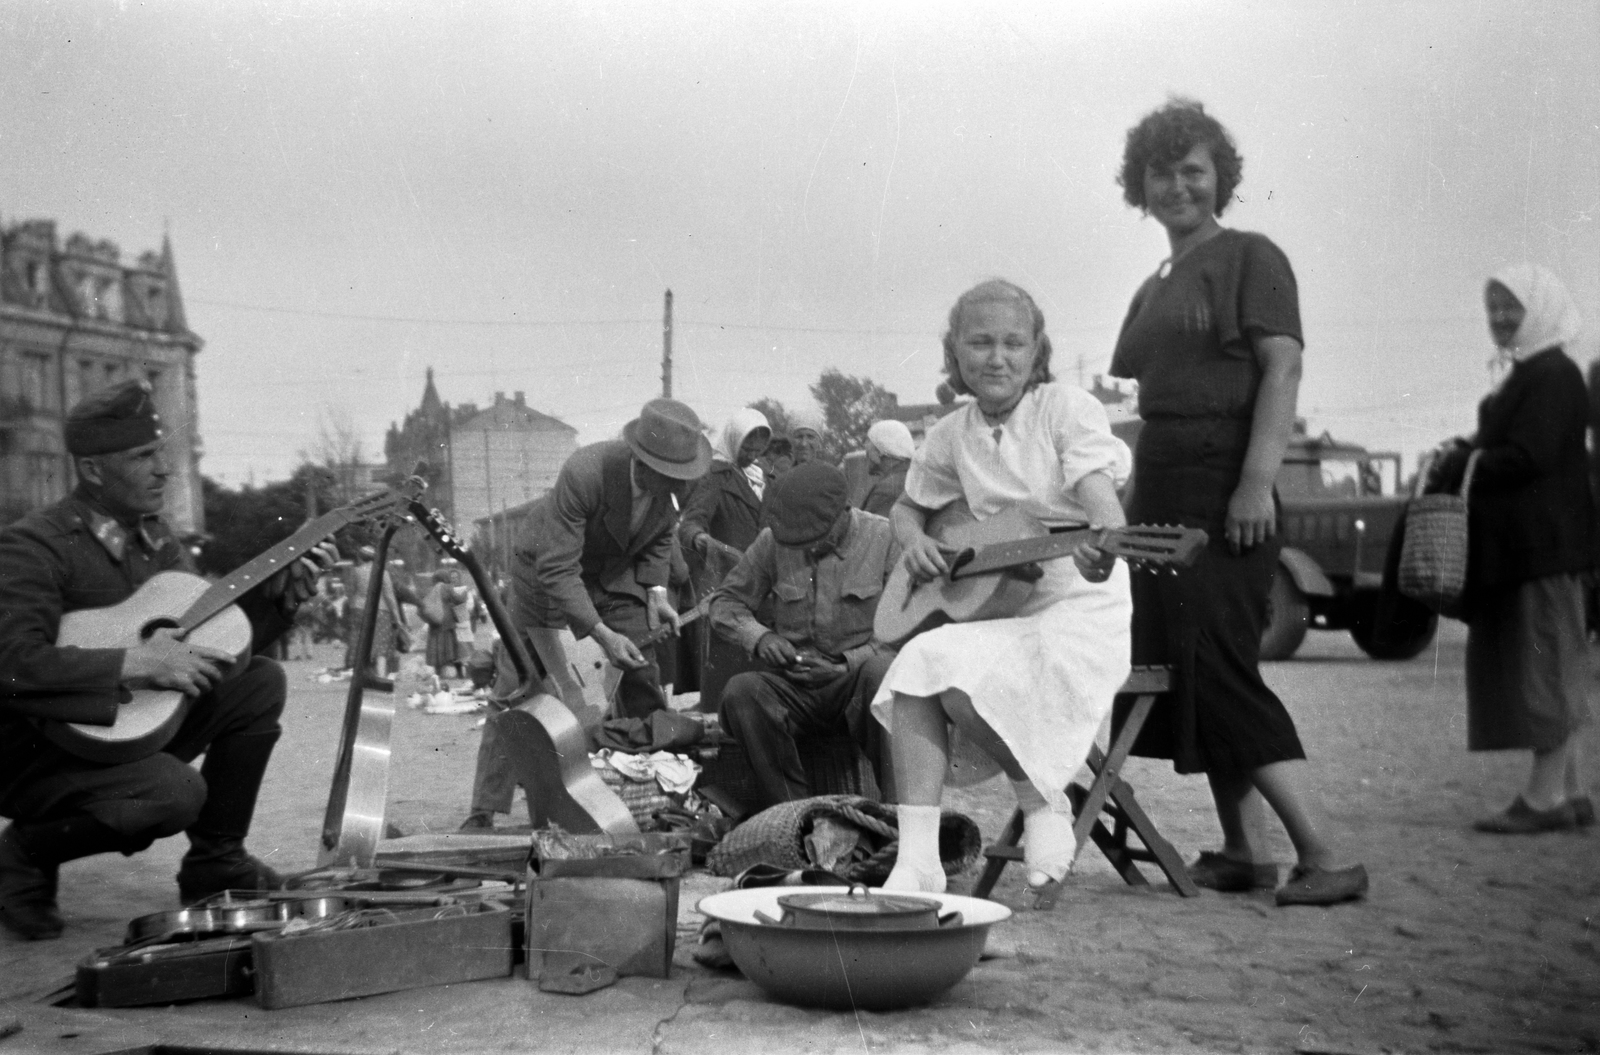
764;461;850;546
64;379;165;456
623;399;714;480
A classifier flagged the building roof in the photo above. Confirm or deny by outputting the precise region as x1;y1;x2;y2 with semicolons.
453;391;577;434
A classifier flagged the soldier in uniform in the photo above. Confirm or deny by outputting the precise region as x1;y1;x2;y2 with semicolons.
0;380;334;940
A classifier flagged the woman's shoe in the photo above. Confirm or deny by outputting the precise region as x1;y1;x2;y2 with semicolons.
1472;796;1578;834
1189;850;1280;893
1572;796;1595;828
1274;863;1369;906
1022;808;1075;888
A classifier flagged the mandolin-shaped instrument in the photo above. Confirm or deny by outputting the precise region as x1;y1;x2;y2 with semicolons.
874;504;1207;648
43;483;423;764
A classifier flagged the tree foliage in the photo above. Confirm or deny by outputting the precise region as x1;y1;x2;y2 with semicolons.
198;464;341;577
808;369;900;462
748;370;902;464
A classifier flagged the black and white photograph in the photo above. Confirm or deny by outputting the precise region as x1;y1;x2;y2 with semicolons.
0;2;1595;1051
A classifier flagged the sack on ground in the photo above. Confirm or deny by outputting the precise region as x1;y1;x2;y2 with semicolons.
706;795;981;885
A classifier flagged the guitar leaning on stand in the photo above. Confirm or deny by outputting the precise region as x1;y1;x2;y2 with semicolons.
874;503;1207;647
40;482;426;765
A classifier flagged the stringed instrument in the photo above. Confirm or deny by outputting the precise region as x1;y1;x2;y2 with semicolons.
405;500;638;837
874;504;1207;648
43;483;423;764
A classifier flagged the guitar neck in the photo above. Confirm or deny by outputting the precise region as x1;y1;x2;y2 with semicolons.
181;507;361;632
953;528;1092;579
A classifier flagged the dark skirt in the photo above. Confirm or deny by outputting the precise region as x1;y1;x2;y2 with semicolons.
1466;573;1594;751
1117;417;1306;775
426;624;463;669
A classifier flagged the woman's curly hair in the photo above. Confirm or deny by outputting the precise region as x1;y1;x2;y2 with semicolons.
1117;97;1243;216
940;279;1054;398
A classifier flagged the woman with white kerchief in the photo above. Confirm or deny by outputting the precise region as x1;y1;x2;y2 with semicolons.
1428;264;1594;833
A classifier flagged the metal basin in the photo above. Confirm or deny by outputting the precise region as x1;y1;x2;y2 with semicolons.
698;886;1010;1011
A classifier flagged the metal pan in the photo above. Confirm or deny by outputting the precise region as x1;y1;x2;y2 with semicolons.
124;896;356;944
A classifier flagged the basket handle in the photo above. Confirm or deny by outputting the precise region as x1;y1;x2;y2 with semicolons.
1413;448;1482;500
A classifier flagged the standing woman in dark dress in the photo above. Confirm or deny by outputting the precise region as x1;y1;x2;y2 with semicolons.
1432;265;1593;833
1108;99;1367;906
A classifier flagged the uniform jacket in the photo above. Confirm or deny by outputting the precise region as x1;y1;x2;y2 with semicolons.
710;509;899;672
515;440;676;637
0;490;293;731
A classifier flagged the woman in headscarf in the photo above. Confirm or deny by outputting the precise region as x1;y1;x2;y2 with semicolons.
679;409;772;571
1428;264;1594;833
859;420;915;518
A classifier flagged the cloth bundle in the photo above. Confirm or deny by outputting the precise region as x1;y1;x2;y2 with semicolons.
706;795;982;885
1398;450;1480;618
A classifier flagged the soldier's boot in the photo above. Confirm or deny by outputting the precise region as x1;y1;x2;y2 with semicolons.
177;731;284;904
1;815;137;940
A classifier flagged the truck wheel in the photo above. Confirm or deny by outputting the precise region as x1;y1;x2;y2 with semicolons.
1349;592;1438;660
1260;570;1310;661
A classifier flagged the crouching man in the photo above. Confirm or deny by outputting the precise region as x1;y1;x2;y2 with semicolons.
0;380;333;940
710;462;899;811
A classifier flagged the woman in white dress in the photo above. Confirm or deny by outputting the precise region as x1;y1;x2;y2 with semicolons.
876;280;1134;893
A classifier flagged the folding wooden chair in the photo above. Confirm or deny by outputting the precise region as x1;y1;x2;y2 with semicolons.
971;665;1200;906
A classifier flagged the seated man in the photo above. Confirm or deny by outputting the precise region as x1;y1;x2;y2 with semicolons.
0;380;331;940
709;462;899;812
460;397;711;829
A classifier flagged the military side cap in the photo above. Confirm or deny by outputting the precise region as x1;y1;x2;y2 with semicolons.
64;379;165;456
764;460;849;546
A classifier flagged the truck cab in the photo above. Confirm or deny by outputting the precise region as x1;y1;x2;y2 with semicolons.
1265;430;1437;660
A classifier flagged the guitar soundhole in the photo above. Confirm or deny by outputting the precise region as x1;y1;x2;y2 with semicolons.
140;617;182;640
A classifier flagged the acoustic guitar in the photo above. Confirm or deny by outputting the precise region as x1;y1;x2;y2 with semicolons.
874;504;1207;648
405;500;638;837
42;483;422;764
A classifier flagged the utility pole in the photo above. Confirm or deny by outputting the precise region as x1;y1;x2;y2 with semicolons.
661;288;673;398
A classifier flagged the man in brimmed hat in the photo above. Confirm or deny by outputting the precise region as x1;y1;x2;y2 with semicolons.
708;461;900;811
0;380;336;940
460;398;712;829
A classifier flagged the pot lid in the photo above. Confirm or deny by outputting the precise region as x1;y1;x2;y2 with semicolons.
777;886;941;918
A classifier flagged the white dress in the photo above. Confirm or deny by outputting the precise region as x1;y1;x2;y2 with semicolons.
869;383;1134;811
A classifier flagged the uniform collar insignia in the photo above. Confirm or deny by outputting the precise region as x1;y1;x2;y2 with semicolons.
84;509;162;562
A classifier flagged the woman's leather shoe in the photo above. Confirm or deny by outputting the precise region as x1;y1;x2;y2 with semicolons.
1275;863;1369;906
1472;796;1578;834
1189;850;1279;892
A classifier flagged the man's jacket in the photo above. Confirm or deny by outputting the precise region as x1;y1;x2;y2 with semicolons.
709;509;899;672
514;440;676;637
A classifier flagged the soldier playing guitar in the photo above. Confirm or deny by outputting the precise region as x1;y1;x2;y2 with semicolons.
0;380;336;940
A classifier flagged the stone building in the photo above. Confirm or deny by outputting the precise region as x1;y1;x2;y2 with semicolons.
385;373;576;568
0;217;204;531
449;390;577;531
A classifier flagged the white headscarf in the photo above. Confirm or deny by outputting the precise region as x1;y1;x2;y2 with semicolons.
1488;264;1583;381
866;419;915;461
717;408;771;497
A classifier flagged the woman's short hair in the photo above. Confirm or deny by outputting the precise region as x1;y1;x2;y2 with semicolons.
1117;97;1244;216
940;279;1054;398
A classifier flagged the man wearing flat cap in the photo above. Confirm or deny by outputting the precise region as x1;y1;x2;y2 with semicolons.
710;461;900;811
460;398;711;829
0;380;334;940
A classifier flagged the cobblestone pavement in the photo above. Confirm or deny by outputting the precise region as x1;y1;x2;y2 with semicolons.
2;622;1596;1054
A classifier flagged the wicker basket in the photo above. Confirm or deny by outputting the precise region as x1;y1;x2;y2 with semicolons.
1398;450;1479;617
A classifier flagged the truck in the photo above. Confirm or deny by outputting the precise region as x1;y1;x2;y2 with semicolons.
1263;429;1436;660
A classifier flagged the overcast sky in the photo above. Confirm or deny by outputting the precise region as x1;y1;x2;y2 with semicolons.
3;1;1596;486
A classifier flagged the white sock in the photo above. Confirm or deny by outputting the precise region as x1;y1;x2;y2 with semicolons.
1013;778;1073;888
882;805;946;893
